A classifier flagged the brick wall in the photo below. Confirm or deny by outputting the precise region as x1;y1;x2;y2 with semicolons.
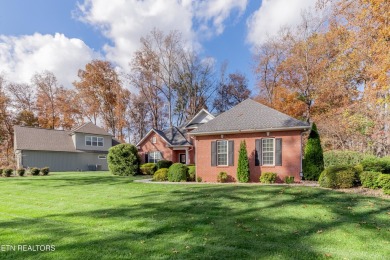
194;130;303;182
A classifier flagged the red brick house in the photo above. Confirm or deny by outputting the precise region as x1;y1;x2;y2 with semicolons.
137;109;214;164
189;99;310;182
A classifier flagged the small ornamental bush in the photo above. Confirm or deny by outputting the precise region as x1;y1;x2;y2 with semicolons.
237;140;250;183
217;171;228;183
284;176;295;184
17;168;26;176
378;174;390;195
361;157;390;173
0;169;3;175
168;163;188;182
303;123;324;180
156;160;173;170
3;168;13;177
359;171;381;189
108;144;141;176
152;168;169;181
30;168;40;176
324;150;369;168
40;167;50;176
319;165;359;189
260;172;277;184
140;163;157;175
196;176;202;183
187;166;196;181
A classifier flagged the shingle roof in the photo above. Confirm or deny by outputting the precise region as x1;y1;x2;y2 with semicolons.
71;122;112;136
14;126;79;152
190;99;310;135
154;127;192;146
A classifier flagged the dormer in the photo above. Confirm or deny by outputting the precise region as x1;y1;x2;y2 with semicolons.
184;109;215;131
70;122;113;151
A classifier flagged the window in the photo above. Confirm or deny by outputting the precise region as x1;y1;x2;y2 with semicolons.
262;138;275;165
151;136;157;144
217;140;228;166
98;155;107;159
86;136;104;147
148;151;162;163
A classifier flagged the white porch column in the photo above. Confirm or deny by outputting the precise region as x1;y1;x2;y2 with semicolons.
185;148;189;165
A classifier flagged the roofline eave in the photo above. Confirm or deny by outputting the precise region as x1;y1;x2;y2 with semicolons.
189;126;310;136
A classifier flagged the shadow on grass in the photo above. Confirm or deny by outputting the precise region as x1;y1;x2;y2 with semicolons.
0;185;389;259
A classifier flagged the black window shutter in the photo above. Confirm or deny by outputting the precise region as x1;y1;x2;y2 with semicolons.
228;140;234;166
255;139;262;166
211;141;217;166
145;153;148;163
275;138;282;166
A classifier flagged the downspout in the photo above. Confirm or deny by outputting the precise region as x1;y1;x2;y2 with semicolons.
300;131;304;181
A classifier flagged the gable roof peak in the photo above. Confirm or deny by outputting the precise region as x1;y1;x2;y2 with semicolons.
71;122;112;136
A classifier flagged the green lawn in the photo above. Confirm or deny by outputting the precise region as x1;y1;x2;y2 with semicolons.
0;172;389;260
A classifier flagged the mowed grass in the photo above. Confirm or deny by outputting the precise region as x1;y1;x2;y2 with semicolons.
0;172;389;260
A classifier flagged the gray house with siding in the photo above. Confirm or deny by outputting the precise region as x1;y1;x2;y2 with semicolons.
14;123;120;171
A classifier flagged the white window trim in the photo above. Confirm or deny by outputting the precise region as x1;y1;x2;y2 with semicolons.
148;151;161;163
151;136;157;144
217;140;228;166
262;138;275;166
85;136;104;147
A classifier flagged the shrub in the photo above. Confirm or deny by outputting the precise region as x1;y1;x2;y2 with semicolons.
324;150;369;168
108;144;141;176
361;157;390;173
196;176;202;182
40;167;50;176
168;163;188;182
260;172;277;184
319;165;359;189
359;171;380;189
285;176;295;184
237;140;250;183
303;123;324;180
140;163;157;175
217;171;228;183
3;168;13;177
187;166;196;181
153;168;168;181
30;168;40;176
0;169;3;175
378;174;390;195
17;168;26;176
156;160;173;170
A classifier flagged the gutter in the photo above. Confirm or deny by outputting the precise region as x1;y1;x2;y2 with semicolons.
189;126;310;136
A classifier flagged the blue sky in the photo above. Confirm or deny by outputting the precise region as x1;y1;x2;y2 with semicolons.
0;0;315;91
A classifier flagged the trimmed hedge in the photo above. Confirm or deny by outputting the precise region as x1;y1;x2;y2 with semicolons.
217;172;228;183
156;160;173;170
359;171;381;189
140;163;157;175
324;150;370;168
187;166;196;181
3;168;13;177
378;174;390;195
30;168;40;176
168;163;188;182
260;172;277;184
153;168;169;181
319;165;359;189
108;144;141;176
361;157;390;173
40;167;50;176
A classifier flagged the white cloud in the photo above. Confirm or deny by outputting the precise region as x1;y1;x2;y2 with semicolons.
0;33;98;87
76;0;248;69
246;0;316;48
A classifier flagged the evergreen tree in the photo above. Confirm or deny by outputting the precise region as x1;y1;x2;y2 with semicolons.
237;140;250;182
303;123;324;180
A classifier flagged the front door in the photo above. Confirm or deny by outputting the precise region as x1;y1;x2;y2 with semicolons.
179;154;186;164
